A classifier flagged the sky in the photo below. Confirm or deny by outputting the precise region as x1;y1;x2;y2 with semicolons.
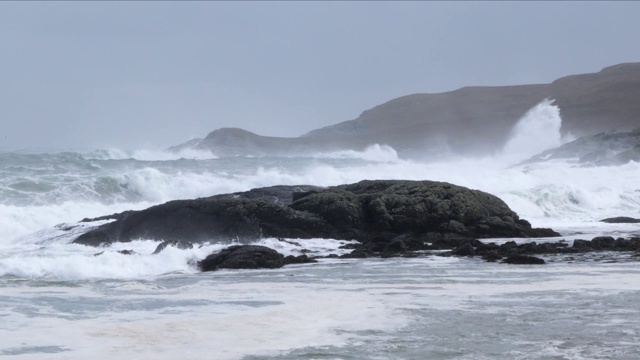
1;1;639;151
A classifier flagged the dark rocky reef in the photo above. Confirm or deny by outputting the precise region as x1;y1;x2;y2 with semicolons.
197;235;640;271
171;63;640;159
339;234;640;264
73;180;557;246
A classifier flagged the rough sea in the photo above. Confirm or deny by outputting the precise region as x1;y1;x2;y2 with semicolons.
2;101;640;359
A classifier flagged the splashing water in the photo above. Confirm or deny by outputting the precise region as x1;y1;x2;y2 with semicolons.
501;98;568;164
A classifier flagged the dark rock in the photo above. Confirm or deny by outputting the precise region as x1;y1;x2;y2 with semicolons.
452;243;475;257
429;236;476;250
383;238;408;254
517;241;539;254
341;248;375;259
482;251;502;262
153;240;194;255
283;254;318;265
614;237;640;251
440;220;468;234
475;242;500;255
523;227;562;238
93;249;136;256
591;236;616;250
601;217;640;223
572;239;593;250
503;255;546;265
500;241;519;255
72;180;558;246
198;245;284;271
276;238;302;247
338;242;360;250
536;242;563;253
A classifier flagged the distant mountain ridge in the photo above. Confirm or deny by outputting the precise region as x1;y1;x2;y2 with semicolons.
170;63;640;159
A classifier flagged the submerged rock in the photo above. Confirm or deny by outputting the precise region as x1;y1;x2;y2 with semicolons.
73;180;558;246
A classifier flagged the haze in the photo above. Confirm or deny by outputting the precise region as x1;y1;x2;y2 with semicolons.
1;1;639;152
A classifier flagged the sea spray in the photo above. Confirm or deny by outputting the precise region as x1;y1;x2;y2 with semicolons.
501;98;568;164
311;144;400;162
85;147;217;161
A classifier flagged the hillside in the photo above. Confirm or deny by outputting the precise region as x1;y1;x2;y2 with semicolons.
172;63;640;159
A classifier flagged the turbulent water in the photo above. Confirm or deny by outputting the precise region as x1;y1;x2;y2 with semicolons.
2;101;640;359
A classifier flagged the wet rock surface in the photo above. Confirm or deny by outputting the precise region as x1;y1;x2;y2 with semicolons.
339;234;640;264
198;245;285;271
196;235;640;272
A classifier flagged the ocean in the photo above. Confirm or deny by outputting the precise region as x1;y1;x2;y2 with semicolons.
1;101;640;359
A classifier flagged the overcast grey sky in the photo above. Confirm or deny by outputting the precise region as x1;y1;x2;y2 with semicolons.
1;1;639;151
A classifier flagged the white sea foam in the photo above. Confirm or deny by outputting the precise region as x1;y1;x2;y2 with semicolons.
0;238;357;280
312;144;400;162
85;147;217;161
1;277;408;360
0;202;154;245
0;240;211;280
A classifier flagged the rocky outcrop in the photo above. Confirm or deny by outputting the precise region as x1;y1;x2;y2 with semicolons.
601;217;640;224
523;128;640;166
72;180;558;246
172;63;640;159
